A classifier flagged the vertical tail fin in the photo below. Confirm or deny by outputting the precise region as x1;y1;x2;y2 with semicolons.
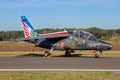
21;16;39;38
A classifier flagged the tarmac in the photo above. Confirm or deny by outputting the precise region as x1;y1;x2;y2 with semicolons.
0;54;120;70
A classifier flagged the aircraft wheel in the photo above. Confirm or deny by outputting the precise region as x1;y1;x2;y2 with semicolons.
65;50;71;57
95;54;99;58
44;51;51;57
94;50;101;58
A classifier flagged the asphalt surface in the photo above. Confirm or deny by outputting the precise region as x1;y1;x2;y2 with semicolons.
0;54;120;70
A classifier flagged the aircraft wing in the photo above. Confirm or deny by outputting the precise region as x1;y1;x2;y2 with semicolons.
34;34;70;47
40;34;70;39
15;34;70;43
13;34;70;48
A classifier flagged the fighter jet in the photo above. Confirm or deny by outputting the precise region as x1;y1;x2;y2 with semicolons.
16;16;113;58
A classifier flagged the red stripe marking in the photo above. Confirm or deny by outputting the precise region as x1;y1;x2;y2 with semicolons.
41;31;67;36
22;21;30;37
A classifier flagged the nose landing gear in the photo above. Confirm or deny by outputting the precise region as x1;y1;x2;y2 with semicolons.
94;50;102;58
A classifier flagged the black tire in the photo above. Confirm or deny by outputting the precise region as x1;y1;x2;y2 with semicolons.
94;50;101;58
95;54;99;58
65;50;71;57
44;51;51;57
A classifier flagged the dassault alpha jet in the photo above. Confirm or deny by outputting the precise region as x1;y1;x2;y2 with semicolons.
16;16;113;58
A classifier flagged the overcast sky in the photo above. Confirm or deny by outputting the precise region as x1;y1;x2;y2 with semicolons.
0;0;120;31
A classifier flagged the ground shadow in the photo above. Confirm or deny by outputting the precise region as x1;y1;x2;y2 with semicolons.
55;54;83;57
17;53;83;58
56;54;108;58
17;53;44;58
16;53;109;58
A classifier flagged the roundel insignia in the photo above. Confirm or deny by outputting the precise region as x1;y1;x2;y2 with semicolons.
59;41;65;48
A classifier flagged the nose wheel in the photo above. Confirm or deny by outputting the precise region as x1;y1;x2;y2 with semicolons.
94;50;102;58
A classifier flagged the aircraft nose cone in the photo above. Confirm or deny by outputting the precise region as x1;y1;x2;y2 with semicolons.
107;44;113;50
99;40;113;50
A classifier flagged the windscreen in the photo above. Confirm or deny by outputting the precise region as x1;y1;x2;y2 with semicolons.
68;30;98;41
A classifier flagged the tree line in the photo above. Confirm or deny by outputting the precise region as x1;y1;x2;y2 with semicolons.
0;27;120;41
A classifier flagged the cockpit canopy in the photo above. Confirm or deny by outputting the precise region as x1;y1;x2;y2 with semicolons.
68;30;98;41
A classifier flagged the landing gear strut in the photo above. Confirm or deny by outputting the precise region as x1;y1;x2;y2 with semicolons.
65;50;71;57
94;50;102;58
44;47;54;57
44;51;51;57
65;49;74;57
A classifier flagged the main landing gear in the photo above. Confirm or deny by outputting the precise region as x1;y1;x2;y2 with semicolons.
44;47;54;57
65;49;74;57
44;48;75;57
94;50;102;58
